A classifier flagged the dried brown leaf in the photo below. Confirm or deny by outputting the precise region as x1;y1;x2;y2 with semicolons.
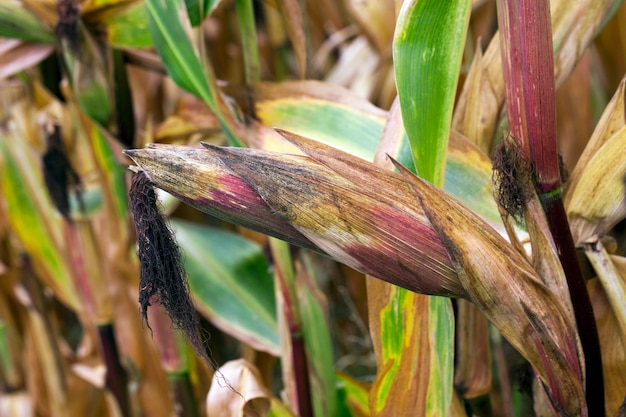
154;95;221;143
344;0;396;56
556;52;593;172
585;245;626;350
206;359;270;417
452;43;490;150
454;0;621;154
0;40;54;79
454;299;492;399
275;0;310;78
588;275;626;417
565;77;626;200
393;160;586;416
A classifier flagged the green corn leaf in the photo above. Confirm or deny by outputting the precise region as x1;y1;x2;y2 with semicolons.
185;0;204;26
0;322;11;380
104;3;153;48
88;125;128;225
171;219;279;355
236;0;261;83
58;26;113;126
393;0;471;186
387;2;470;415
0;3;55;44
145;0;242;146
297;253;338;417
77;82;113;127
427;296;455;412
185;0;222;26
252;80;386;160
335;373;370;417
260;97;384;160
145;0;213;101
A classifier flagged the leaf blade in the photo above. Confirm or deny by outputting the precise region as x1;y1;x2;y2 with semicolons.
145;0;212;101
393;0;470;185
171;219;279;354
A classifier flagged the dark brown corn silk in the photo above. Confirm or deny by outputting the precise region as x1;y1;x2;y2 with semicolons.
128;171;213;366
55;0;80;53
492;133;534;224
42;124;83;220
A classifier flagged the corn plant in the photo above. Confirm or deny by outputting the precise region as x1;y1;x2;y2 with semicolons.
1;0;626;417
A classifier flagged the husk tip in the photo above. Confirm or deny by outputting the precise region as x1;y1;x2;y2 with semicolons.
199;141;217;150
387;155;408;174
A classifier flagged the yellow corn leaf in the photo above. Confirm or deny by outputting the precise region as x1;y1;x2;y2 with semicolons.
584;244;626;351
564;76;625;211
567;125;626;244
367;285;453;416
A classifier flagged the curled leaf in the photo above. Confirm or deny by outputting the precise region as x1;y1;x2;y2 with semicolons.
206;359;270;417
567;126;626;244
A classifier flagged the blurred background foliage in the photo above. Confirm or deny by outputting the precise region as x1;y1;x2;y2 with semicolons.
0;0;625;416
